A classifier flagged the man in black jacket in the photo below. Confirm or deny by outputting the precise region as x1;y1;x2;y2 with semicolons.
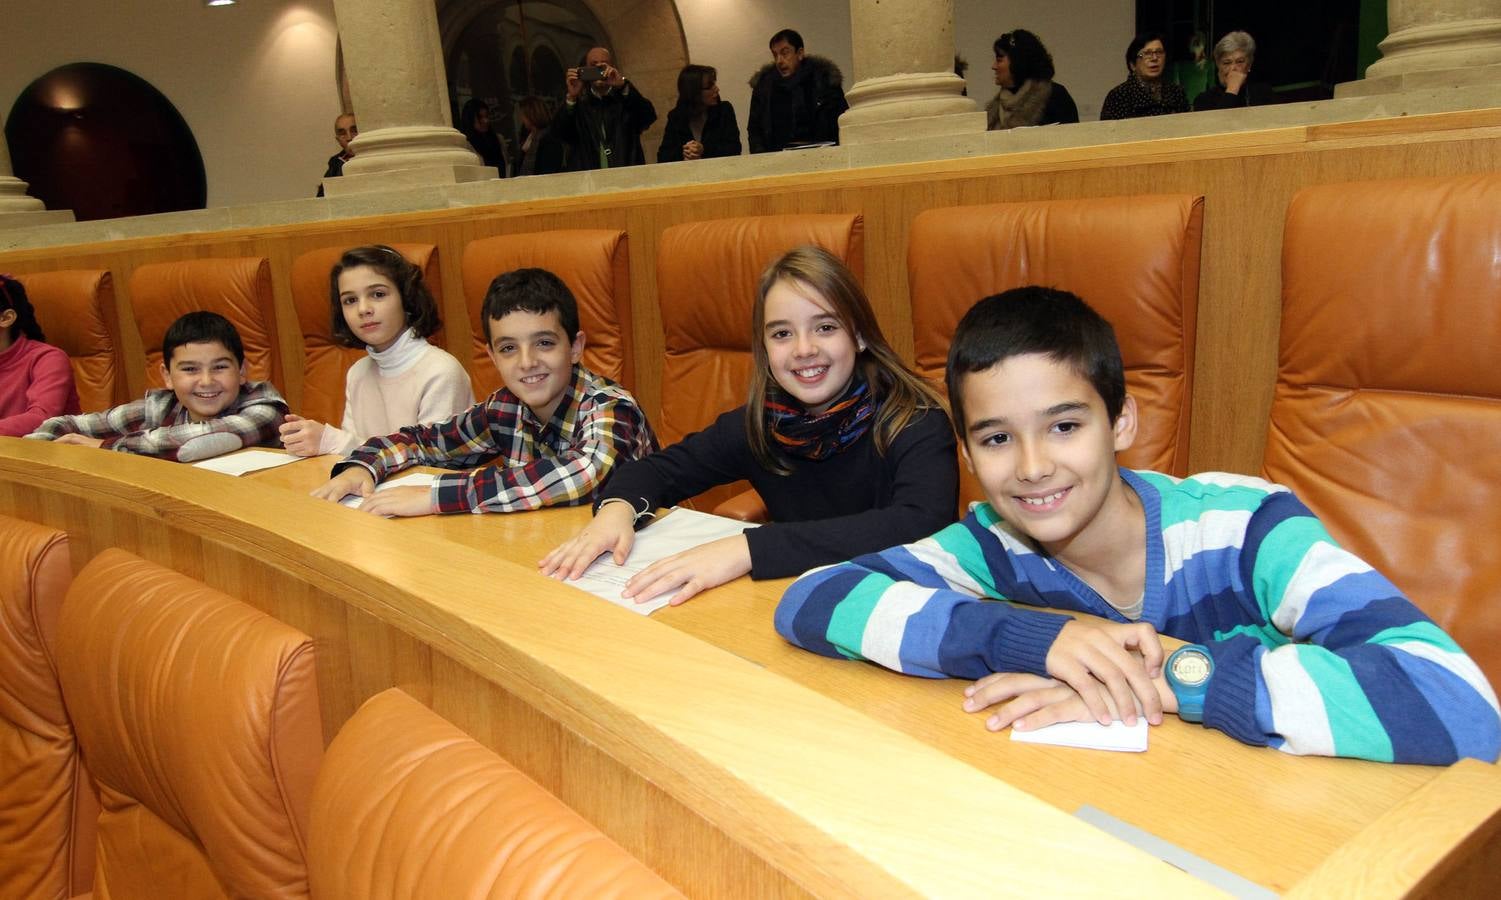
747;29;848;153
554;47;657;170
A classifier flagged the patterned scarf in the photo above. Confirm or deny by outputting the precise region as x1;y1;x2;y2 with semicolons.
765;375;875;460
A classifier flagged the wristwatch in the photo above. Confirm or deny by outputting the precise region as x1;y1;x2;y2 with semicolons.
1166;644;1214;723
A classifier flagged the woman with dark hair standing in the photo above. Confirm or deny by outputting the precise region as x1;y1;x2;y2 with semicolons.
515;96;566;176
987;30;1079;129
1100;32;1188;120
0;274;80;436
460;98;508;176
657;64;742;162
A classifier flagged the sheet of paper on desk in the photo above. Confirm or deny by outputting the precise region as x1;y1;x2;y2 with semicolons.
1010;718;1149;752
339;472;439;511
192;449;301;476
567;508;757;616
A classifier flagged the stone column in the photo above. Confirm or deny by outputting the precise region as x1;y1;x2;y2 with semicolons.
1337;0;1501;97
323;0;494;196
0;123;74;230
838;0;984;145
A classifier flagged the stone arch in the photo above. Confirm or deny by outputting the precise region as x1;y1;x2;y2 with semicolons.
435;0;687;154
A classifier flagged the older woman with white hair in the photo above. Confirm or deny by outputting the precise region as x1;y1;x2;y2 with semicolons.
1193;31;1275;111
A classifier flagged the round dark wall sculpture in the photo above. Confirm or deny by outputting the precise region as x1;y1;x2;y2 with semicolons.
5;62;207;221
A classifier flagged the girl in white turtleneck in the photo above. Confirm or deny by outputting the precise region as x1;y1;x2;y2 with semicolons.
279;245;473;457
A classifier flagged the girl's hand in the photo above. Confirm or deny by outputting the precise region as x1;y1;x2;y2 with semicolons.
622;533;751;606
539;501;637;580
683;140;704;160
55;434;104;448
279;414;326;457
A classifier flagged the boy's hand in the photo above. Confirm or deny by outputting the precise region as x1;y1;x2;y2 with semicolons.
311;467;374;503
54;434;104;448
358;485;436;518
279;414;325;457
965;672;1097;731
1045;620;1165;726
622;533;751;605
965;668;1178;732
539;501;637;580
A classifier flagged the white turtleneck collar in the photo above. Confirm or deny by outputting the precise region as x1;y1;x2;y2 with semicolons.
366;327;429;376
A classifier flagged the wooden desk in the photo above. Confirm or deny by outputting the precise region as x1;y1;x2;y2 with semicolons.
250;452;1501;896
6;442;1499;897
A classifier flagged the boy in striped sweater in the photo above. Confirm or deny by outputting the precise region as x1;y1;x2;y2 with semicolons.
775;288;1500;764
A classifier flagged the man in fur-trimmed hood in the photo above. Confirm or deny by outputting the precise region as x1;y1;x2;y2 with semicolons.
747;28;849;153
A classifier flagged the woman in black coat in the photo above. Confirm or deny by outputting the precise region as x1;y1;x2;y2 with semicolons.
986;29;1079;129
1193;31;1276;111
657;64;742;163
460;98;507;176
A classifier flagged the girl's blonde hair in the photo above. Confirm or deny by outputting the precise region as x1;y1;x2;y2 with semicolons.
745;245;944;473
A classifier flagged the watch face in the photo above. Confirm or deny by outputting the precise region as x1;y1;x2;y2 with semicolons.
1171;649;1212;686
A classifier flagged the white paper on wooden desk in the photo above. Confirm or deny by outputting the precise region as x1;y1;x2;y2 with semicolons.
564;508;757;616
339;472;439;512
1010;717;1149;753
192;449;301;476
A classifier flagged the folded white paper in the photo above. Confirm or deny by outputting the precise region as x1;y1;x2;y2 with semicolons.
564;508;757;616
1010;717;1149;752
192;449;301;476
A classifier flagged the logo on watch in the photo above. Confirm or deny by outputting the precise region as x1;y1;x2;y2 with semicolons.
1166;644;1214;723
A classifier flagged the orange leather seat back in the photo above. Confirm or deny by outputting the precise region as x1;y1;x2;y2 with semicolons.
1265;173;1501;686
656;214;864;510
56;548;323;900
461;231;632;397
0;516;94;899
290;244;449;424
18;269;126;410
909;195;1203;508
308;688;682;900
129;257;283;392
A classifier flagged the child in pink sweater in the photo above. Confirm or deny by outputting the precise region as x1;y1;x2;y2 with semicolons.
0;274;80;437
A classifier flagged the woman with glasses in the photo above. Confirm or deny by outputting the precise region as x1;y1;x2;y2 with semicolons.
1101;33;1188;120
987;30;1079;130
1193;31;1275;111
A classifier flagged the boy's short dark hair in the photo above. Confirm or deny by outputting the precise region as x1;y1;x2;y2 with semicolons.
163;311;245;367
946;287;1125;434
480;268;580;346
770;28;804;51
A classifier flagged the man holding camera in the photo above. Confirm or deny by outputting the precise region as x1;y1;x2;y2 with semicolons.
555;46;657;171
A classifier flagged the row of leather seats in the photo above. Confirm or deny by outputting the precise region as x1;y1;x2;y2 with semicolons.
15;173;1500;690
0;515;682;899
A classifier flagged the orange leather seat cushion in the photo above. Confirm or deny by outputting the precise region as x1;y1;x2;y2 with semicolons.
1265;173;1501;687
909;195;1203;508
655;213;864;511
290;244;449;425
129;257;283;392
18;269;126;411
461;230;633;398
55;548;322;900
309;688;681;899
0;516;94;899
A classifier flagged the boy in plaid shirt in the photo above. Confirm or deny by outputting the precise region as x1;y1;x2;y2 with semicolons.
312;267;656;516
27;311;287;462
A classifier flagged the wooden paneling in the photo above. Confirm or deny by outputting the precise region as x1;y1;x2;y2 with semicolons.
0;441;1213;897
2;110;1499;474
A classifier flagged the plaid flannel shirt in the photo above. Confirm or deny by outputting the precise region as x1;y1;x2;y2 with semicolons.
26;381;288;462
335;365;657;514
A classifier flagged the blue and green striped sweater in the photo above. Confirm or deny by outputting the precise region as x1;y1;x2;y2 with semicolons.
775;469;1501;765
